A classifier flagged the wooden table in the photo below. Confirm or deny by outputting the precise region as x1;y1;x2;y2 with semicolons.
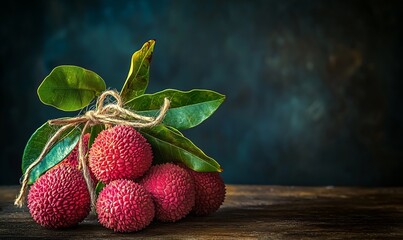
1;185;403;239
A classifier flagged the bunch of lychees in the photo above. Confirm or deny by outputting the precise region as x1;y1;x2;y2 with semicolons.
18;40;226;233
28;125;225;232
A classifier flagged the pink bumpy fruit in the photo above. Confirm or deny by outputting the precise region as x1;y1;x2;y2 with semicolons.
89;125;153;183
139;163;195;222
96;179;155;232
181;165;226;216
27;165;91;228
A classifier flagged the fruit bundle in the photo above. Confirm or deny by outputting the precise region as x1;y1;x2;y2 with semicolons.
15;40;226;232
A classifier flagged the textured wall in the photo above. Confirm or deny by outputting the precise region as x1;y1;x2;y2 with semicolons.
1;0;402;185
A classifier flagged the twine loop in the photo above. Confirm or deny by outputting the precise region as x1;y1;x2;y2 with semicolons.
14;90;170;210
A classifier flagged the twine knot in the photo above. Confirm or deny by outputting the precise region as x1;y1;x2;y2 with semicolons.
15;90;170;210
85;111;98;124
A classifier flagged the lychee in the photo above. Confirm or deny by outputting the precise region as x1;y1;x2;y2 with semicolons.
180;165;226;216
57;133;97;184
88;125;153;183
27;165;91;228
139;163;195;222
96;179;155;232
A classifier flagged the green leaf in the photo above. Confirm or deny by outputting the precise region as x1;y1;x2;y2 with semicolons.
22;123;81;184
121;40;155;103
126;89;225;130
140;125;222;172
166;126;184;137
37;65;106;111
95;181;106;195
89;125;105;149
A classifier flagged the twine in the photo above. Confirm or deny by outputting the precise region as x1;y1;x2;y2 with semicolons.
14;90;170;210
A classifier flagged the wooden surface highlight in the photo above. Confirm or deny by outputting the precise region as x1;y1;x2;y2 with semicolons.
1;185;403;239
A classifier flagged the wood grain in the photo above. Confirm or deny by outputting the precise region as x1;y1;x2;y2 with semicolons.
1;185;403;239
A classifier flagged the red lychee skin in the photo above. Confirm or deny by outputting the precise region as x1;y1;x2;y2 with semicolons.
181;165;226;216
96;179;155;232
88;125;153;183
27;165;91;228
139;163;195;222
57;133;97;184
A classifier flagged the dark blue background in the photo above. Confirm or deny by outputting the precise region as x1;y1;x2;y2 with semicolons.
1;0;402;186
